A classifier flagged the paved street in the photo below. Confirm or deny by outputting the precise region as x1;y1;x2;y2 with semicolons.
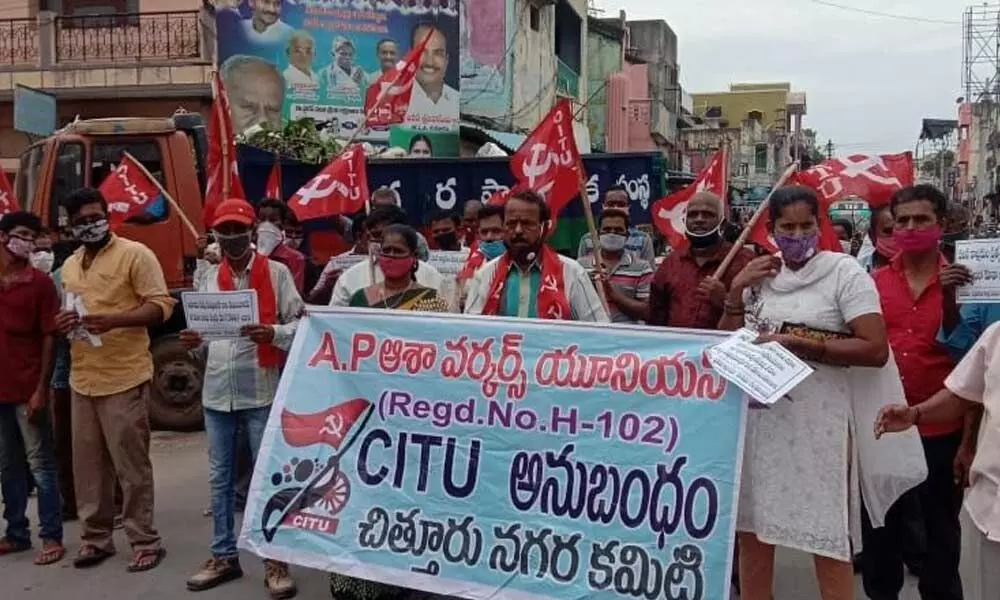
0;431;977;600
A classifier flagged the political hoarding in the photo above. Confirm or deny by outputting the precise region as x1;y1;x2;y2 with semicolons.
239;309;746;600
215;0;461;155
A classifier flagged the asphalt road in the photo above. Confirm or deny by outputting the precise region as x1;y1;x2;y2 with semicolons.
0;431;977;600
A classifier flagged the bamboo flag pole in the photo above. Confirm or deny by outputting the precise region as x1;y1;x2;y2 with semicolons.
711;162;799;280
122;152;200;240
576;159;610;313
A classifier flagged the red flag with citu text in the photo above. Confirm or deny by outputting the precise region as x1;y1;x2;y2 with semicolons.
794;152;914;209
281;398;372;449
651;149;727;252
510;99;584;216
203;70;246;227
265;159;282;200
0;169;17;216
99;153;167;229
363;27;434;129
288;146;370;222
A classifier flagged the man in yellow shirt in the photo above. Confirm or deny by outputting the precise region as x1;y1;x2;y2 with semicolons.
55;188;175;573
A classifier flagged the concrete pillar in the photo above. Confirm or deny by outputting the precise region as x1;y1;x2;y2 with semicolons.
36;10;55;68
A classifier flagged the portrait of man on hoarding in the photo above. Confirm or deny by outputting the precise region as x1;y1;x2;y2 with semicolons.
284;30;320;90
323;37;366;98
242;0;293;44
222;55;286;133
405;22;458;125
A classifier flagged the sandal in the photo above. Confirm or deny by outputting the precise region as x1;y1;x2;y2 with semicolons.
127;547;166;573
73;545;115;569
34;542;65;565
0;538;31;555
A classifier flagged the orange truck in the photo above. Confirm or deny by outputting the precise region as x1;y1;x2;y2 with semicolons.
15;112;210;431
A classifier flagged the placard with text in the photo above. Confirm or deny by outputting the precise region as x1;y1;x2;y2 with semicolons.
240;309;746;600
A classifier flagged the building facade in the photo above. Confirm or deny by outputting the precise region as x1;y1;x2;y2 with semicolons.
0;0;214;175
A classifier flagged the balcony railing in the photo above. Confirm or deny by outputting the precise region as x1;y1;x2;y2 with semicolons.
55;11;201;63
1;10;203;68
556;57;580;99
0;19;40;67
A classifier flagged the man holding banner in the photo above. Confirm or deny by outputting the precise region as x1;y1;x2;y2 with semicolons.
179;199;303;598
465;190;608;322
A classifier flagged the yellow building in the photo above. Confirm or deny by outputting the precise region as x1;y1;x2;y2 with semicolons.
692;82;806;137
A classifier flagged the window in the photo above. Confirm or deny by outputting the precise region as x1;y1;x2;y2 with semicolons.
91;140;170;225
47;0;140;27
529;5;540;31
754;144;768;174
16;144;46;211
50;142;84;229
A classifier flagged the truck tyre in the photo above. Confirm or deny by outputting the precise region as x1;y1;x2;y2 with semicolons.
149;334;204;431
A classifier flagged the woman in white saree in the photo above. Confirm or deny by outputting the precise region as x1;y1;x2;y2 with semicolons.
719;186;927;599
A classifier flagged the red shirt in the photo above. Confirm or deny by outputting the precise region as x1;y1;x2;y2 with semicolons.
649;242;754;329
0;268;59;403
873;254;961;437
271;244;306;294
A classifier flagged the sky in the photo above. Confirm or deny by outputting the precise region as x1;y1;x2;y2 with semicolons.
593;0;966;155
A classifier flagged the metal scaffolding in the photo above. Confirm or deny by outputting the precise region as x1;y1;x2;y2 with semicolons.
964;4;1000;103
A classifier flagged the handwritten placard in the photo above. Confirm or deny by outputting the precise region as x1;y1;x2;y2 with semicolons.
181;290;259;340
707;328;814;405
955;238;1000;303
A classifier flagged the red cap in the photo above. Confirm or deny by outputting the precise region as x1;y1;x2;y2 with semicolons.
211;198;256;228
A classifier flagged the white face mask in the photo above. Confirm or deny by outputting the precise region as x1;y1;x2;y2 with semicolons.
30;250;54;273
256;222;284;256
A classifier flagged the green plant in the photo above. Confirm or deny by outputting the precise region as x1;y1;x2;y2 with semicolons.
240;118;342;164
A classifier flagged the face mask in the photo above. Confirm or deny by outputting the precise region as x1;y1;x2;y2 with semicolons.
434;231;459;249
215;231;253;260
686;225;722;249
599;233;627;253
840;240;852;254
6;236;35;260
256;222;284;256
774;232;818;264
479;239;506;261
72;219;110;245
894;225;942;254
876;236;898;259
30;250;54;273
378;254;415;279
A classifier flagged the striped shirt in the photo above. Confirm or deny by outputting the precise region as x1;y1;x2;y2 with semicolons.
578;253;654;323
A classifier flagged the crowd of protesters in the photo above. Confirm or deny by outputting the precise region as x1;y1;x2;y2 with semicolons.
0;180;997;600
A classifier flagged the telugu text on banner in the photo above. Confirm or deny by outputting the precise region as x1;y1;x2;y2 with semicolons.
240;310;746;600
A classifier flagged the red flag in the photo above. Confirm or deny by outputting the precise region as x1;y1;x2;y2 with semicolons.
203;70;246;227
265;159;282;200
363;28;434;129
281;398;372;449
795;153;913;208
510;99;583;216
0;169;16;216
98;154;166;229
651;150;727;252
288;146;369;222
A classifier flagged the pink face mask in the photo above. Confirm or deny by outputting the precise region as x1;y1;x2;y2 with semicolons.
893;225;942;254
378;254;415;279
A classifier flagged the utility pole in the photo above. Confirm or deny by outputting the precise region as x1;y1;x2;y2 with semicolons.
825;139;834;160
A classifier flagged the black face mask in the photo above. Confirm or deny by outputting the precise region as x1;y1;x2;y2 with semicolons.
217;232;252;260
434;231;459;250
686;227;721;249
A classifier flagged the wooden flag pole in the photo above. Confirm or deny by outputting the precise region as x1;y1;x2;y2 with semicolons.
576;159;610;313
711;162;799;279
122;152;200;240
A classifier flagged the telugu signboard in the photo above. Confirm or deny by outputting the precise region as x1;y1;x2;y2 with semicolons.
240;310;746;600
216;0;461;156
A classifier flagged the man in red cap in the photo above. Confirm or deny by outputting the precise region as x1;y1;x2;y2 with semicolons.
179;198;303;598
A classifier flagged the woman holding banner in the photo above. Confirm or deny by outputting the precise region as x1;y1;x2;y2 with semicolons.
718;186;926;599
